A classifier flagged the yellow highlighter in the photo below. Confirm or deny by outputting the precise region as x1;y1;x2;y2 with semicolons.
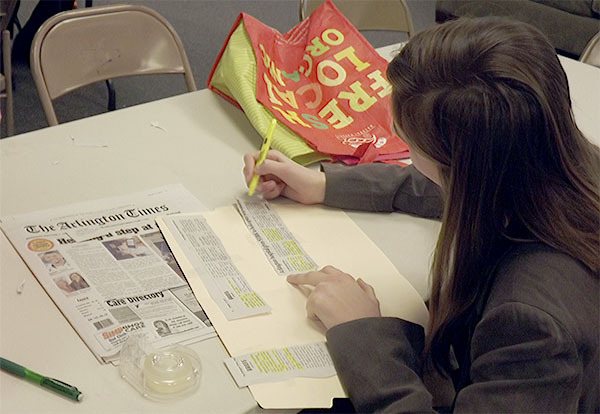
248;118;277;196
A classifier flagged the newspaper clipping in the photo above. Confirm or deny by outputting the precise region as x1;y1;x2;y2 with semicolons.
0;185;216;364
224;342;336;388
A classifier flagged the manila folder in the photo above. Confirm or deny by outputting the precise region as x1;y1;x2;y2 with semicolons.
157;203;428;409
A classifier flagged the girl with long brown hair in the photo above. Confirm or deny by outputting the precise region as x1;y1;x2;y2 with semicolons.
243;17;599;412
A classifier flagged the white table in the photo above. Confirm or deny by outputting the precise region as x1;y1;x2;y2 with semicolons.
1;51;598;413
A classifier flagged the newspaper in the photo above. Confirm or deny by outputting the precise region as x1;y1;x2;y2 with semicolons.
0;185;216;364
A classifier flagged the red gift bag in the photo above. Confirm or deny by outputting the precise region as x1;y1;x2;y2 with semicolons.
209;0;409;164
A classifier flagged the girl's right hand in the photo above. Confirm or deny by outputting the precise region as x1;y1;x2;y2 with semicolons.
243;150;326;204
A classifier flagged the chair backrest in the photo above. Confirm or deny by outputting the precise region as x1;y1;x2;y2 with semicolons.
30;4;197;126
580;31;600;68
299;0;414;36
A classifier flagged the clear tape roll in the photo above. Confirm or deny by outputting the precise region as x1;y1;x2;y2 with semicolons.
119;334;201;401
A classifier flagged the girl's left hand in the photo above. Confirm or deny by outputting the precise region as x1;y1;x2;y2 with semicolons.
287;265;381;330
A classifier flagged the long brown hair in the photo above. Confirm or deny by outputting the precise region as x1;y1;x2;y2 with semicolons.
387;17;600;374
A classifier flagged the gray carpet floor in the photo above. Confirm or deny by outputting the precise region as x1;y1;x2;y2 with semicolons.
4;0;435;137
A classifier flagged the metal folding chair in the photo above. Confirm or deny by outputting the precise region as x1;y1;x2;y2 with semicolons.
30;4;197;126
299;0;415;36
0;0;17;136
580;31;600;68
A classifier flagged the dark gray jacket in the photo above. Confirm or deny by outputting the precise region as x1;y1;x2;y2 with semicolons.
321;163;599;413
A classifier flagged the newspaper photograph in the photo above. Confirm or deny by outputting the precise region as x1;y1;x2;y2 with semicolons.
0;185;216;364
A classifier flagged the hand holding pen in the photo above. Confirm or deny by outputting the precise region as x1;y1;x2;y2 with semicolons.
243;121;326;204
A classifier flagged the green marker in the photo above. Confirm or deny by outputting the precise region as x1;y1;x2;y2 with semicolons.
0;357;82;401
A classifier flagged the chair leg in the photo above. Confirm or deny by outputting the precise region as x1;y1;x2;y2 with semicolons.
3;30;14;136
9;1;23;32
6;94;14;136
106;79;116;111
